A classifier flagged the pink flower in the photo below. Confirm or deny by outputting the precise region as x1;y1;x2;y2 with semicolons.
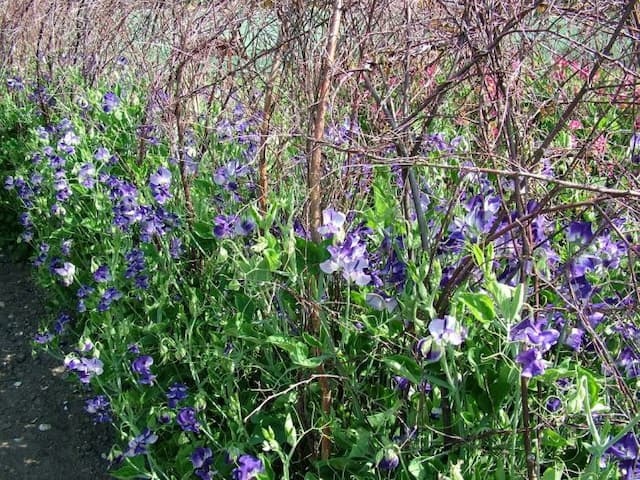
568;119;582;131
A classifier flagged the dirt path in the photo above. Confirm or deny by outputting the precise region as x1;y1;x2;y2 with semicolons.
0;248;113;479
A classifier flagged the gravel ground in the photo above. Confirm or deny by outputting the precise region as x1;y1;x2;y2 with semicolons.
0;248;113;479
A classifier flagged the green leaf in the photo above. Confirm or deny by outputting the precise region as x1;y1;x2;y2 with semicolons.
542;428;573;448
346;429;373;459
284;413;297;446
110;457;149;479
194;221;215;239
409;458;426;479
487;280;525;323
458;292;495;325
541;464;565;480
383;354;422;384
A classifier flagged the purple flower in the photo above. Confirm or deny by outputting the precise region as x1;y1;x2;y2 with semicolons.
54;312;72;334
52;261;76;287
50;203;66;217
124;428;157;457
416;337;443;362
510;317;559;353
94;147;111;162
516;348;546;378
317;208;346;239
34;332;54;344
377;448;400;471
57;118;73;133
568;254;600;279
149;166;172;204
618;347;640;378
567;221;594;245
169;237;183;258
4;176;14;190
235;218;256;236
393;376;410;391
125;249;146;278
97;287;122;312
604;432;639;478
61;239;72;256
30;172;43;187
93;264;112;283
158;413;171;424
214;160;249;186
85;395;112;423
320;232;371;286
232;455;264;480
462;194;501;237
598;236;627;269
53;176;72;202
167;383;188;408
7;76;24;90
564;327;584;351
630;132;640;163
64;355;104;383
131;355;156;385
176;407;201;433
19;212;32;227
78;163;96;188
57;131;80;155
102;92;120;113
77;284;95;298
546;397;561;412
213;215;237;239
366;292;398;313
191;447;214;480
429;315;467;347
79;339;94;352
35;126;50;142
134;274;149;290
33;243;49;267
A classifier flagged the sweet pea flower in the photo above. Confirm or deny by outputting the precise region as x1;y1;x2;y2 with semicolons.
149;166;172;204
429;315;466;347
377;447;400;471
317;208;346;240
191;447;215;480
232;454;264;480
131;355;156;385
516;348;546;378
176;407;201;433
124;428;157;457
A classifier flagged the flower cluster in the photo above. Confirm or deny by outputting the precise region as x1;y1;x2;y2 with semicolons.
97;287;122;312
511;316;560;378
215;102;261;160
319;210;372;286
213;214;255;239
